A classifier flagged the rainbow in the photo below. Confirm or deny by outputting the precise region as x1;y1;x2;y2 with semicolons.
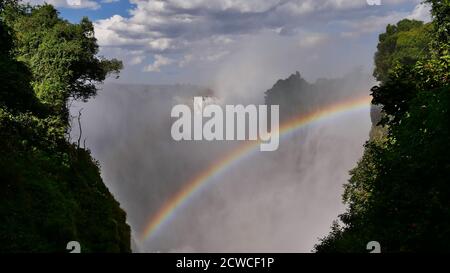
140;95;372;241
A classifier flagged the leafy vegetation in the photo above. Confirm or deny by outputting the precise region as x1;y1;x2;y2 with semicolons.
373;19;432;83
0;0;130;252
315;0;450;252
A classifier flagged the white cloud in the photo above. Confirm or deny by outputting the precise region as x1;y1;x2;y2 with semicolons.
178;54;194;68
26;0;100;9
144;54;174;72
348;12;408;34
130;55;145;65
275;0;367;16
298;33;329;48
407;3;432;22
205;51;229;62
167;0;280;13
149;38;173;51
94;0;428;52
94;15;151;47
339;2;432;38
90;0;432;81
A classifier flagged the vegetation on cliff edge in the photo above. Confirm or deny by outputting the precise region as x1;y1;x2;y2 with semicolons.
0;0;130;252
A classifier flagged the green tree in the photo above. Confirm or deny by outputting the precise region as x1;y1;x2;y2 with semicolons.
0;18;36;112
2;2;122;126
316;0;450;252
373;19;432;83
0;1;130;252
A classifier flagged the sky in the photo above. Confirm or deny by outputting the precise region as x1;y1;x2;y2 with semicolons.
26;0;431;88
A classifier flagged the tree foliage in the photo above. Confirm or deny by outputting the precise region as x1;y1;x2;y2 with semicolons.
316;0;450;252
2;2;122;124
0;0;130;252
373;19;432;83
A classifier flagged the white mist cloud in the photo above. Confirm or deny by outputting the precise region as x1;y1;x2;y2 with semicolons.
144;55;174;72
298;33;330;48
71;75;373;252
408;2;432;22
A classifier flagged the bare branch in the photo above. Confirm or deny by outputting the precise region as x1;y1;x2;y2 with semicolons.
77;108;84;149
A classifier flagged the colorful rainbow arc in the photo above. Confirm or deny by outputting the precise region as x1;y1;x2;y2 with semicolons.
140;95;372;241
